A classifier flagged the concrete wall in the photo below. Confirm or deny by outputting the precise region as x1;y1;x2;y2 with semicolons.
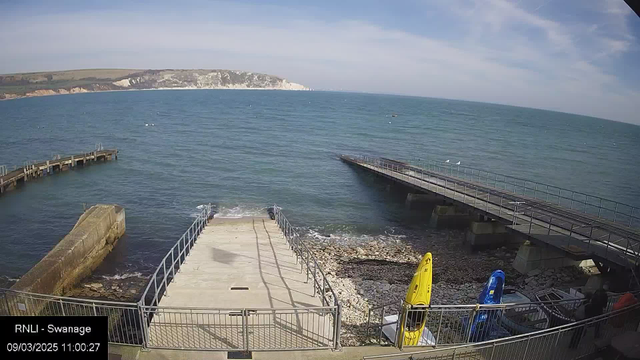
465;221;517;249
512;241;589;274
429;205;473;229
11;204;125;296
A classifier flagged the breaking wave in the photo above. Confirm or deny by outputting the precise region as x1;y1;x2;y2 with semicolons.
214;205;267;218
99;272;145;280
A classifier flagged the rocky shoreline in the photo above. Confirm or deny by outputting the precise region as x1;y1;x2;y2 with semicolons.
65;274;148;303
304;229;589;346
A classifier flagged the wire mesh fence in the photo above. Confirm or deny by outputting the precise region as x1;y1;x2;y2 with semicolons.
0;289;143;345
363;301;640;360
140;305;338;351
366;291;636;349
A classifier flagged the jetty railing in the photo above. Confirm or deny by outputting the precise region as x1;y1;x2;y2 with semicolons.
346;155;640;267
140;204;213;308
140;305;336;351
408;157;640;229
347;155;639;229
136;205;340;351
363;301;640;360
273;205;342;350
0;289;143;346
366;291;635;350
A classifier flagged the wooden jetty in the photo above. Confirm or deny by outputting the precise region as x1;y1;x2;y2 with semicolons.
0;149;118;196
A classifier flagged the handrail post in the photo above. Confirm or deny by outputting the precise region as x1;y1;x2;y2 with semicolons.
306;248;310;281
163;261;168;297
138;301;149;349
153;276;158;306
521;337;531;360
334;303;342;350
529;211;534;234
598;198;603;218
171;250;175;279
489;342;497;360
435;308;444;346
242;309;249;351
465;305;478;343
322;277;326;306
545;184;549;201
182;234;187;258
313;263;317;296
396;302;408;350
486;191;489;211
570;192;574;209
177;238;182;268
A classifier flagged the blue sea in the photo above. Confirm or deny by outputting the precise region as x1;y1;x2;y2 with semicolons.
1;90;639;286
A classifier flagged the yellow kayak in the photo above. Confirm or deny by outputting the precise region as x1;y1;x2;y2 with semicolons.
398;252;432;346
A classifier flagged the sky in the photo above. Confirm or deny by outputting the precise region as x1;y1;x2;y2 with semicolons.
1;0;639;124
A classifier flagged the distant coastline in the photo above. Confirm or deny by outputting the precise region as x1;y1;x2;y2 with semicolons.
0;86;312;101
0;69;309;100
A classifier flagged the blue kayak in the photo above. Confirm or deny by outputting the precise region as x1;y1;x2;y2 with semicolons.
463;270;507;342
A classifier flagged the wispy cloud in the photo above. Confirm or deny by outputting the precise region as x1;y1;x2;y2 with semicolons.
0;0;638;123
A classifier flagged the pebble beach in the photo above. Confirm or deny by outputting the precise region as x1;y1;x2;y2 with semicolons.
305;228;589;346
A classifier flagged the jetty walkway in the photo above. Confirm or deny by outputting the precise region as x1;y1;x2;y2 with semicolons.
140;206;341;352
0;147;118;195
341;155;640;273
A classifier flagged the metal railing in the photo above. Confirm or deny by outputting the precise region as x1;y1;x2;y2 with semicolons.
137;204;340;351
346;155;640;268
0;204;341;352
273;205;342;350
141;305;336;350
0;289;143;346
347;155;639;229
0;206;214;348
366;291;634;350
408;157;640;230
364;300;640;360
140;204;213;307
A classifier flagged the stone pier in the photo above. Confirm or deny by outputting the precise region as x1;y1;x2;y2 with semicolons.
512;241;588;274
11;204;126;296
429;205;473;229
465;221;516;249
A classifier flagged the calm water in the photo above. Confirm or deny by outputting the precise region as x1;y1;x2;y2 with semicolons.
1;90;639;285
